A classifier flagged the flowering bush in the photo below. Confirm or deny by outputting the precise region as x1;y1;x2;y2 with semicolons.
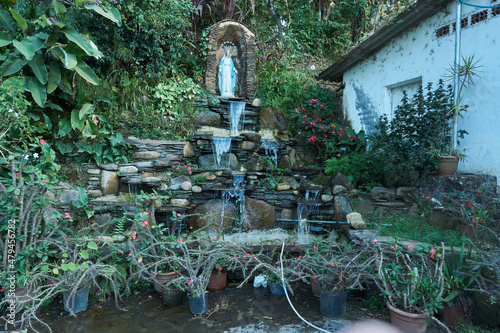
372;240;448;316
296;239;372;293
289;99;365;161
169;161;194;177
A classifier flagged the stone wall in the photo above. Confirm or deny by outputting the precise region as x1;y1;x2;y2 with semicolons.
80;96;498;236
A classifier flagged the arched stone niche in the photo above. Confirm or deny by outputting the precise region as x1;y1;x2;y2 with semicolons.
205;20;256;100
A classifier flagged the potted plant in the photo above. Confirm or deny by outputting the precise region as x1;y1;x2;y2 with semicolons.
372;241;450;333
298;239;372;318
438;241;478;327
128;197;182;292
207;257;229;291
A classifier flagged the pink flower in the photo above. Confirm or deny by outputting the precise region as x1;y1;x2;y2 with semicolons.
313;245;316;250
150;193;154;196
142;220;148;227
179;238;183;242
39;139;46;144
372;239;378;244
177;213;181;217
189;171;192;174
295;243;298;247
298;255;302;259
213;237;217;241
218;266;222;271
312;275;316;280
172;166;175;169
43;180;47;183
177;161;180;164
119;249;122;254
15;172;19;176
0;288;4;292
187;167;191;171
295;109;299;113
234;255;237;257
426;196;430;199
430;248;436;259
467;202;472;208
330;263;335;267
55;199;58;202
188;280;193;285
48;281;55;285
129;252;132;256
199;216;202;219
487;244;492;249
478;190;482;194
251;254;255;258
64;212;71;219
408;245;414;250
176;167;180;171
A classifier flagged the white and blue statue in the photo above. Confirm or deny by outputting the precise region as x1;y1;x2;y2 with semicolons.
218;44;238;98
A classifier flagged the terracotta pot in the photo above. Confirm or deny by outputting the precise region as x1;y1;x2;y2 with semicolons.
310;277;320;298
438;294;473;327
387;302;428;333
437;156;459;176
154;271;178;292
207;270;227;291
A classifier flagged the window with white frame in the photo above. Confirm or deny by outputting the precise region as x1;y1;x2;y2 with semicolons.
387;77;422;118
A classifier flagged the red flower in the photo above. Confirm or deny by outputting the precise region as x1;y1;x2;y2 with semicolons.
295;243;298;247
478;190;482;194
295;109;299;113
218;266;222;271
330;263;335;267
312;275;316;279
467;202;472;208
39;139;46;144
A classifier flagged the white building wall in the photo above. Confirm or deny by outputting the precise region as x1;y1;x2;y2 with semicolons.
342;1;500;183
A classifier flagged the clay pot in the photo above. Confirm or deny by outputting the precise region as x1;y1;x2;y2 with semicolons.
437;156;459;176
207;270;227;291
387;302;428;333
310;277;320;298
438;293;473;327
153;271;178;292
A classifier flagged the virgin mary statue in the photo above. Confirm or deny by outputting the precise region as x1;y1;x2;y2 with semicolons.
218;46;238;98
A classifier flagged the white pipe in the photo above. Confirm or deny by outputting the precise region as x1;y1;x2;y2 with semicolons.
279;242;332;333
452;0;462;150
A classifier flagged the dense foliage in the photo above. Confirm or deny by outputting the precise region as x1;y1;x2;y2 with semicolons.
369;81;456;186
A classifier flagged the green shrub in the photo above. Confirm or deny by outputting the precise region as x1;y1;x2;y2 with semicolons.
369;81;455;186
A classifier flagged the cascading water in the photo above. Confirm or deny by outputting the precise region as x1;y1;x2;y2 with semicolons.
212;137;232;167
229;102;246;136
296;190;321;244
128;183;138;204
261;140;278;167
221;173;246;233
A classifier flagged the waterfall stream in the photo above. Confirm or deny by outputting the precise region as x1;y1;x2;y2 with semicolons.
296;190;321;244
229;102;246;136
261;140;278;167
212;137;232;167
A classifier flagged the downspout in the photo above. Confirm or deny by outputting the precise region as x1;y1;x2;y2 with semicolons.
452;0;462;150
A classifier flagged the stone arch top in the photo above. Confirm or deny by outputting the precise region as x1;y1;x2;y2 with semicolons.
205;20;256;100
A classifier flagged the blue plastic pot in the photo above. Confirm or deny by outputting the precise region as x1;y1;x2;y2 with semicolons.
319;289;347;318
188;292;208;315
269;282;286;297
63;288;90;314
